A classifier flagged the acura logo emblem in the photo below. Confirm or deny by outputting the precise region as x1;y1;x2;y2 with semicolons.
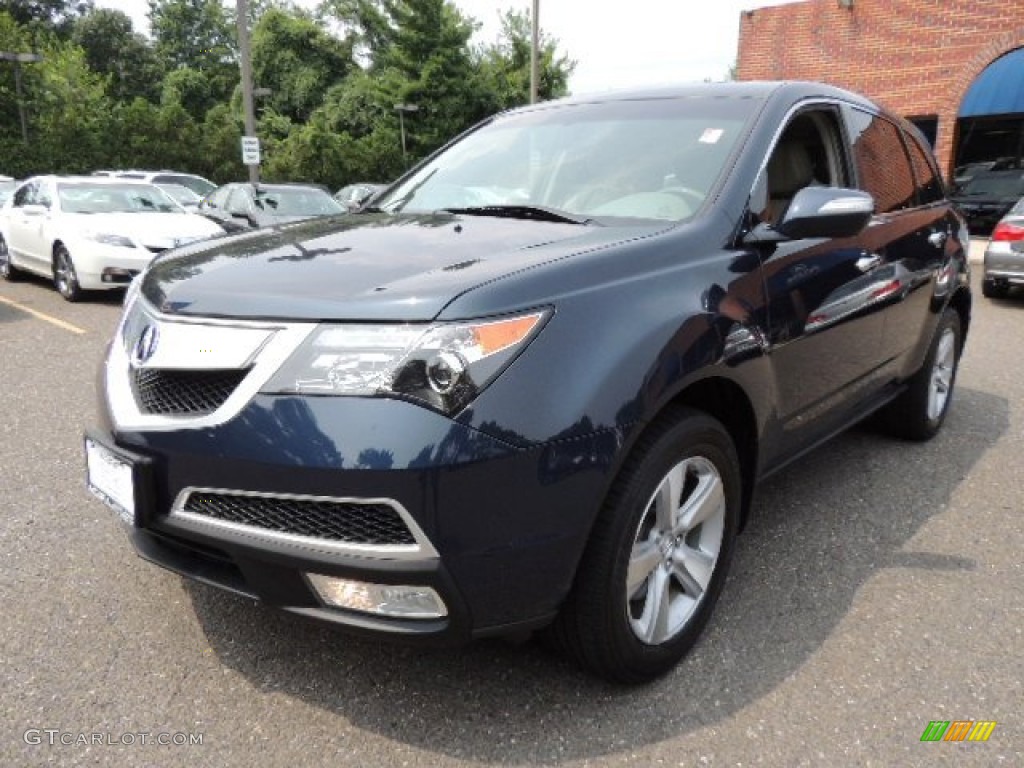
132;324;159;366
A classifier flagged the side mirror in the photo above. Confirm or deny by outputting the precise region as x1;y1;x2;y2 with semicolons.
21;204;48;216
350;188;377;210
745;187;875;244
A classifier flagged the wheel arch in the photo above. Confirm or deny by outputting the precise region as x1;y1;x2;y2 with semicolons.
948;283;972;353
666;376;760;530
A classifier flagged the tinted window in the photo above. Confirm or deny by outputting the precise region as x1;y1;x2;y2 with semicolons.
903;131;944;205
848;109;916;213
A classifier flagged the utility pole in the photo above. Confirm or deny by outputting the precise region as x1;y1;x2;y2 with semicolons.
394;103;419;167
0;52;44;143
530;0;539;104
236;0;259;184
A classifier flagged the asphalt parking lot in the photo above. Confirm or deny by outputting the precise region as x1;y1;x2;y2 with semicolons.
1;245;1021;768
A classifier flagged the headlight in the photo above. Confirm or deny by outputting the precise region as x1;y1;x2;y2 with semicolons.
262;310;549;414
89;232;135;248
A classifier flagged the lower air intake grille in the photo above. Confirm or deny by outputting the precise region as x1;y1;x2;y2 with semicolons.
181;492;416;546
132;368;249;416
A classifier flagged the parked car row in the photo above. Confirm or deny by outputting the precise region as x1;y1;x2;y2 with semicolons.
951;167;1024;235
198;182;344;232
0;168;377;301
0;175;224;301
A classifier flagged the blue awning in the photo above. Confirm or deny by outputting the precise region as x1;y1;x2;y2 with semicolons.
959;47;1024;117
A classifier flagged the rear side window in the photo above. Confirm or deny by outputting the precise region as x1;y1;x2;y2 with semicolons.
903;131;945;205
847;109;916;214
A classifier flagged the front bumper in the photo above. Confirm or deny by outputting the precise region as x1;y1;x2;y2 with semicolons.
69;239;157;291
88;395;609;643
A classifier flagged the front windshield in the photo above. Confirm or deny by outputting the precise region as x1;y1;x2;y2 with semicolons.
255;187;345;217
58;183;181;213
375;96;754;224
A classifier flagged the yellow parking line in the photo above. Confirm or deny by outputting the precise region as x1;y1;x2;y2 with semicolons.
0;295;87;335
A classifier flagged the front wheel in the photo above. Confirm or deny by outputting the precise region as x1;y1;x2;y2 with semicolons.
550;408;741;683
53;244;83;302
879;308;962;441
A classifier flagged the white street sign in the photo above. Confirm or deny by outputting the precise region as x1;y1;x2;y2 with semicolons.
241;136;261;165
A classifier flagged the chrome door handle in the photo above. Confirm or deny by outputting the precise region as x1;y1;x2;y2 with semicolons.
928;231;947;248
856;254;882;272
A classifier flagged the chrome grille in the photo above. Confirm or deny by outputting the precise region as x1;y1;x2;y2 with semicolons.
181;492;416;546
132;368;249;415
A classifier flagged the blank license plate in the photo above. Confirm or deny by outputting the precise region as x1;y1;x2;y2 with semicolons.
85;438;135;524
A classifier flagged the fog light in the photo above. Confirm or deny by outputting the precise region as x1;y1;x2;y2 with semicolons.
306;574;447;619
101;268;137;284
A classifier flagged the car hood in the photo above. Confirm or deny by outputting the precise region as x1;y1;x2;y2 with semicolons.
141;212;657;321
67;211;224;246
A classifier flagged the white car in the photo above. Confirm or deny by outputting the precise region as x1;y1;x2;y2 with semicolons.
0;176;224;301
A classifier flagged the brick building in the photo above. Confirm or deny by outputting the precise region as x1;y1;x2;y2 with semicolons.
736;0;1024;180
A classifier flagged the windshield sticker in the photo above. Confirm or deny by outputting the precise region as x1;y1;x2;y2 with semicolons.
699;128;725;144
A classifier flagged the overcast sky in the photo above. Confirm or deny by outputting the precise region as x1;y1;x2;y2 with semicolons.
95;0;804;95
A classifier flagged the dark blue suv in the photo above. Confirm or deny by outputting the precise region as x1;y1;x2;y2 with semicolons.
86;82;970;682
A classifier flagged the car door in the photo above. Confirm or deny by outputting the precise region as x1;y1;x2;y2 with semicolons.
6;179;50;271
842;107;952;375
752;106;888;460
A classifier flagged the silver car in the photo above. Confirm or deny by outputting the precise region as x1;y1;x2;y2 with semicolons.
983;196;1024;298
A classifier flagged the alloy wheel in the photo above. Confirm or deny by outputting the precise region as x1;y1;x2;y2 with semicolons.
626;456;726;645
927;327;956;422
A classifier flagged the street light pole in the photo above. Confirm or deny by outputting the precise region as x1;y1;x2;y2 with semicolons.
530;0;539;104
236;0;259;184
393;103;419;166
0;52;44;143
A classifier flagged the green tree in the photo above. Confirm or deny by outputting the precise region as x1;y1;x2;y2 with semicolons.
149;0;235;70
23;35;115;174
72;8;164;102
251;7;354;123
197;103;247;182
476;9;574;110
0;12;37;170
3;0;92;38
324;0;493;162
148;0;238;114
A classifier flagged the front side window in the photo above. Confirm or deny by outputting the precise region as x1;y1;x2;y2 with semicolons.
847;109;916;213
757;108;849;224
12;181;37;208
375;97;757;224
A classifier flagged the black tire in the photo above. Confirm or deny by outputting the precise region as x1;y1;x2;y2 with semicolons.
0;234;20;281
52;244;83;302
550;408;741;683
981;278;1008;299
878;308;961;441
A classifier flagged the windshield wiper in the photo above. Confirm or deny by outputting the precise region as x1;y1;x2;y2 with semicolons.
440;205;597;226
